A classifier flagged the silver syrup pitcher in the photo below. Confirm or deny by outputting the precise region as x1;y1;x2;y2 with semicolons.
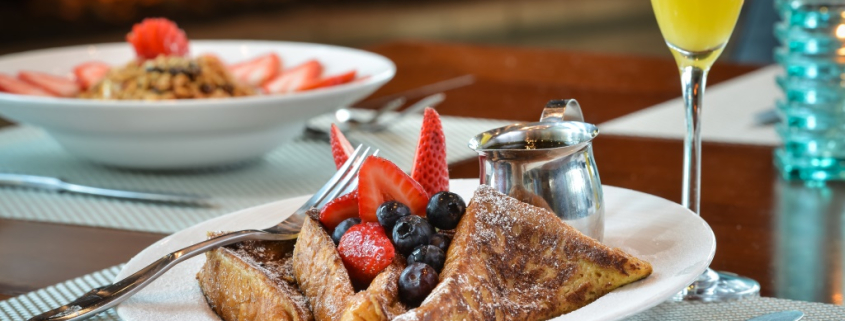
468;99;604;241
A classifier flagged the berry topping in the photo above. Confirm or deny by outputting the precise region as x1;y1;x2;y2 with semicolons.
331;217;361;245
407;245;446;273
429;233;452;252
376;201;411;232
338;222;396;285
358;156;429;222
262;60;323;94
330;123;354;170
73;62;110;90
318;191;359;232
426;191;466;230
0;74;54;97
228;53;281;87
398;262;439;307
392;215;434;257
18;71;80;97
411;107;449;197
301;70;357;91
126;18;189;60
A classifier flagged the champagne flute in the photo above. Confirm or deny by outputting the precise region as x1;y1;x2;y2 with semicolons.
651;0;760;301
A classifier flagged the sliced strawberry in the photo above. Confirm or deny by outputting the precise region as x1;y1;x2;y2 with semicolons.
358;156;429;222
73;62;110;90
228;53;282;87
411;107;449;197
330;124;355;170
301;70;357;91
126;18;189;60
0;74;54;97
18;71;80;97
319;191;360;232
262;60;323;94
338;222;395;286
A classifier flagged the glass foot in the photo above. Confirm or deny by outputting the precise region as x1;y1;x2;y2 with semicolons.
671;268;760;302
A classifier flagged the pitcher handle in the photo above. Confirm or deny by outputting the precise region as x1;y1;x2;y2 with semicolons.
540;99;584;123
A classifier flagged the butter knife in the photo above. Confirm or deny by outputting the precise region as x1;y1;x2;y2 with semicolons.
0;173;211;206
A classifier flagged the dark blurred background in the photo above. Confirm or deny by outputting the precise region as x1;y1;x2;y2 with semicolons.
0;0;777;64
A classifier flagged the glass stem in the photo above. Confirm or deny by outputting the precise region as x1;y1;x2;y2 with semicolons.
680;66;708;215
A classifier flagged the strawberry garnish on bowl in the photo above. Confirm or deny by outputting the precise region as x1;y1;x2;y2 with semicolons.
358;156;429;222
319;191;360;232
337;222;395;286
73;62;110;90
228;53;281;87
262;60;323;94
18;71;80;97
126;18;189;60
411;107;449;197
330;124;355;169
0;74;54;97
301;70;357;91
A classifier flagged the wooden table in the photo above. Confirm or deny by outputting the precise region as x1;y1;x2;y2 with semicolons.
4;41;827;306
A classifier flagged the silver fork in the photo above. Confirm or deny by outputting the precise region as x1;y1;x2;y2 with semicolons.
29;146;376;321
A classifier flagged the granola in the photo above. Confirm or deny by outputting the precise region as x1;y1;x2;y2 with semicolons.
78;55;254;100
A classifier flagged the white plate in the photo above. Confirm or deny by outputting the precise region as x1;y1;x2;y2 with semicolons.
116;179;715;321
0;40;394;169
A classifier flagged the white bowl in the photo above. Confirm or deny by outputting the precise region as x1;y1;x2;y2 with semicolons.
0;40;395;169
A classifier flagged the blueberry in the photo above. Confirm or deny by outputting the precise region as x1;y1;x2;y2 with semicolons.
331;217;361;245
429;233;451;252
426;192;466;230
392;215;434;257
407;245;446;273
376;201;411;231
398;262;439;307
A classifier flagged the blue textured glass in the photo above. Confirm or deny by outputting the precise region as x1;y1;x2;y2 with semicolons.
776;0;845;30
775;0;845;181
775;48;845;80
777;100;845;131
775;23;845;55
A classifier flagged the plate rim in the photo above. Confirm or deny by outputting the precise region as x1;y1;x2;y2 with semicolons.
0;39;396;107
115;179;715;321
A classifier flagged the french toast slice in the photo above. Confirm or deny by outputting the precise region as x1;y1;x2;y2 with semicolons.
196;236;313;321
393;185;653;321
293;216;407;321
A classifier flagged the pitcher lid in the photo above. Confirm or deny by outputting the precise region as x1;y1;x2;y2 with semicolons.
468;99;599;152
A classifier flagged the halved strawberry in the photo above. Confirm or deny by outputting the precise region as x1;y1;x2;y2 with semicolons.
358;156;429;222
73;62;110;90
301;70;357;91
228;53;281;87
18;71;80;97
0;74;54;97
126;18;189;59
319;191;360;232
411;107;449;197
262;60;323;94
338;222;395;286
330;124;355;170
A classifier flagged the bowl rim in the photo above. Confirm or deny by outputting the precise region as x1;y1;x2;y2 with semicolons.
0;39;396;110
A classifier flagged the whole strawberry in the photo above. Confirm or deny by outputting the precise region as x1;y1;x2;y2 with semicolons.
126;18;189;60
330;123;354;169
411;107;449;197
338;222;396;286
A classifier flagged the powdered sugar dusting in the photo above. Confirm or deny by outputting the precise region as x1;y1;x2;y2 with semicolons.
394;185;649;320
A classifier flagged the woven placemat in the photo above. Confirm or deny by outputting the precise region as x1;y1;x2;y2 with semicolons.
2;264;843;321
0;111;513;234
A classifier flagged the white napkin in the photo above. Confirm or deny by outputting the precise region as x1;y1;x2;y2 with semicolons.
599;65;782;146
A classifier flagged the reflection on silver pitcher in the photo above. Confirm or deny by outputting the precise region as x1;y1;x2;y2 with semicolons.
468;99;604;241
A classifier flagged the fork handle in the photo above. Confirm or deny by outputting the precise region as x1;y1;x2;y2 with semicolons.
28;229;292;321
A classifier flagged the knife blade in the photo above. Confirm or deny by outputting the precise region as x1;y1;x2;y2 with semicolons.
746;310;804;321
0;173;211;207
